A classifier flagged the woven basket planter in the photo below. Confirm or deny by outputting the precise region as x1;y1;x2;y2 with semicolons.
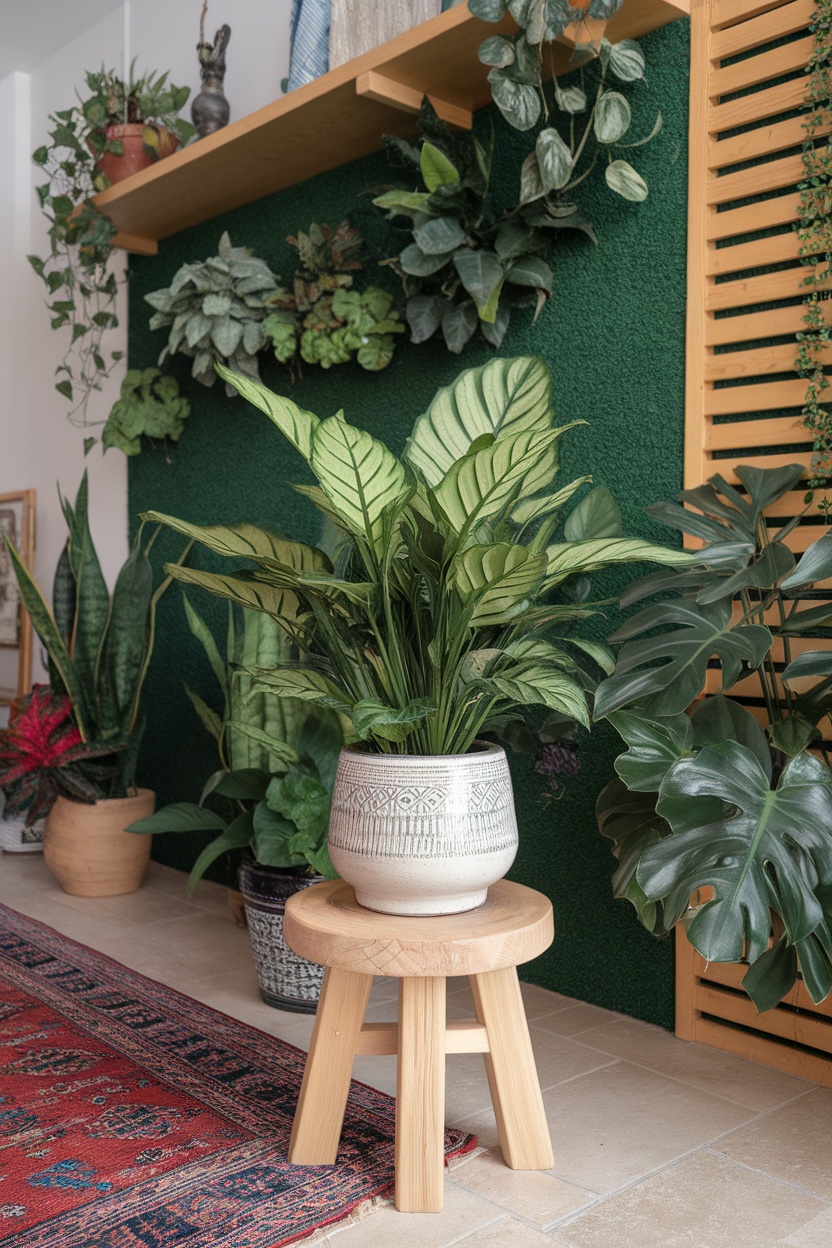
238;857;325;1013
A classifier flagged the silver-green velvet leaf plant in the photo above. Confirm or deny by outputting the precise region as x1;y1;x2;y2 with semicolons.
594;462;832;1014
145;232;283;393
127;600;343;887
143;355;691;757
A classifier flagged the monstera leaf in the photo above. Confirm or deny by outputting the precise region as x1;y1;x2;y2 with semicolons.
644;743;832;1001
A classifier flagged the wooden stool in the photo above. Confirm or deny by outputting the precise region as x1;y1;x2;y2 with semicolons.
284;878;555;1213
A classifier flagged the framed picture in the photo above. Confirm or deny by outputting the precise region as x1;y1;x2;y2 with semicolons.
0;490;36;698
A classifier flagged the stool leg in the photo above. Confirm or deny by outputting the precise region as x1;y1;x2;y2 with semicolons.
395;975;446;1212
470;968;554;1170
288;966;372;1165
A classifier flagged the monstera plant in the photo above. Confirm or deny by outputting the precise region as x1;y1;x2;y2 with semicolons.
142;355;691;756
595;462;832;1013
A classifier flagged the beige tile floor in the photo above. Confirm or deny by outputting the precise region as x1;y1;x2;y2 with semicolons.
2;852;831;1248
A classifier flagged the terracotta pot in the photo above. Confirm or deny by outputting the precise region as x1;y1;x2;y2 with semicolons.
327;743;518;916
43;789;155;897
92;123;180;186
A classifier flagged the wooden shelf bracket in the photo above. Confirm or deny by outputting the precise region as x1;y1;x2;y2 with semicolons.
355;70;473;129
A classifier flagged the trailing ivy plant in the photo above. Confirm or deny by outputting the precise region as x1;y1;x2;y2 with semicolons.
102;368;191;457
263;221;404;373
145;233;282;394
796;0;832;493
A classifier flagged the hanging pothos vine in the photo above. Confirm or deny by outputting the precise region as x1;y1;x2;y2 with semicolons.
796;0;832;492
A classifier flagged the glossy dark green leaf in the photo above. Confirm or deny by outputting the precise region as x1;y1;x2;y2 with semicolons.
607;711;693;792
780;531;832;591
596;777;671;934
690;695;771;781
564;485;621;542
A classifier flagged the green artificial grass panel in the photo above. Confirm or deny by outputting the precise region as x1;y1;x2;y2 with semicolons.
127;18;688;1028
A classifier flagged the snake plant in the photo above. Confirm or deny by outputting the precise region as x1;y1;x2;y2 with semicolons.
142;355;691;756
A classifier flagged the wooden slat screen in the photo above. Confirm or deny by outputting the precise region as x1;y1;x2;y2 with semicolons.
680;0;832;1081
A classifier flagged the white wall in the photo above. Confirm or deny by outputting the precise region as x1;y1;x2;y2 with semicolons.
0;1;293;686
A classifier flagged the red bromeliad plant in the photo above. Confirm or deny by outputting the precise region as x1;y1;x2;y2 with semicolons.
0;686;123;825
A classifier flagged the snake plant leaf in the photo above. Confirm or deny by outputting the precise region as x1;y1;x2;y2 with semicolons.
453;543;548;625
96;531;154;739
648;743;832;965
780;531;832;591
53;541;76;644
596;777;671;934
3;536;91;740
696;541;795;605
66;474;110;731
183;594;227;699
594;599;772;719
481;664;590;728
222;725;299;770
310;414;413;556
545;537;694;589
434;427;560;536
213;364;319;461
607;711;693;792
405;356;553;486
142;512;329;574
352;697;435;743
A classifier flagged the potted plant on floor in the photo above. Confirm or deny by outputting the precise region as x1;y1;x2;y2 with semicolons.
3;473;186;896
127;601;343;1011
30;64;194;440
594;462;832;1012
142;354;692;916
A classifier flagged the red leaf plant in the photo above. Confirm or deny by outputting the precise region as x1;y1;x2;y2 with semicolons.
0;685;124;825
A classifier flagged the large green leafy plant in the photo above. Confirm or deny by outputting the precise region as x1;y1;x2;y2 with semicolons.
594;463;832;1012
263;221;404;372
29;65;193;443
143;355;690;755
145;233;282;392
4;473;183;798
102;367;191;457
128;601;342;886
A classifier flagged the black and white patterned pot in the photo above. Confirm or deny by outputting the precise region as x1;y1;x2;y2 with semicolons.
237;858;324;1013
327;743;518;916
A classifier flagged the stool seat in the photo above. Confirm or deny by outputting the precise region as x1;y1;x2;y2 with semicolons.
284;880;555;1214
284;878;553;978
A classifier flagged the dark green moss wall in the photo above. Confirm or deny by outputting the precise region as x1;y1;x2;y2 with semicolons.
127;19;689;1028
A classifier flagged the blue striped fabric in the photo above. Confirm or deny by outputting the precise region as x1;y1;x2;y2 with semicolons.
286;0;332;91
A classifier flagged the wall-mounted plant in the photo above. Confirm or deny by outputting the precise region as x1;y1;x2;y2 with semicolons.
795;0;832;495
29;65;194;447
374;100;559;352
102;367;191;457
145;232;283;393
263;221;404;373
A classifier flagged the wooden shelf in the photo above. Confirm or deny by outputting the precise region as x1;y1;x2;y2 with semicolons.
95;0;690;255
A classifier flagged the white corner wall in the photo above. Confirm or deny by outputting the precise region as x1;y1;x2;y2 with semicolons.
0;1;292;686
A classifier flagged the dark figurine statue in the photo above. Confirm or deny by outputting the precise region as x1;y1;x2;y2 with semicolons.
191;12;231;139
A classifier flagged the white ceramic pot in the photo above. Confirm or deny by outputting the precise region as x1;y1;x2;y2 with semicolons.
0;812;45;853
327;743;518;916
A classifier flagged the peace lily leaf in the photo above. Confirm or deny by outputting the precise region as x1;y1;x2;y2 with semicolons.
352;697;435;743
607;711;693;792
161;563;308;631
420;141;461;191
414;215;467;255
605;159;648;202
536;127;573;192
453;543;548;625
648;744;832;964
126;802;228;835
310;414;412;555
214;364;318;460
564;485;621;542
142;512;328;573
545;537;694;589
594;92;632;143
250;668;354;714
607;40;646;82
594;598;772;719
780;531;832;591
405;356;552;487
186;811;254;893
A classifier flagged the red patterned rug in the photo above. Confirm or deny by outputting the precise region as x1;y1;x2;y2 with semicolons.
0;902;476;1246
